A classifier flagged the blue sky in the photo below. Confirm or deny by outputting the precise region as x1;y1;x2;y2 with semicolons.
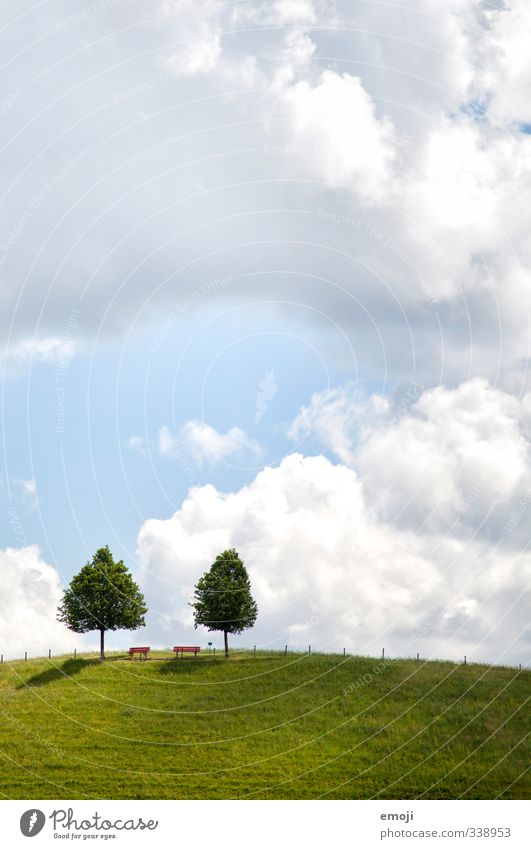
1;298;366;583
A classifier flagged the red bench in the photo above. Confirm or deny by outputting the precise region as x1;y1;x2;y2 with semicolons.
129;646;150;660
173;645;200;657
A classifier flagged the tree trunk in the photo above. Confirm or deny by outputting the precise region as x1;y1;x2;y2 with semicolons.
224;630;229;658
100;628;105;662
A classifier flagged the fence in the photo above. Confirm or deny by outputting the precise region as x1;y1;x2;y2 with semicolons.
0;646;527;671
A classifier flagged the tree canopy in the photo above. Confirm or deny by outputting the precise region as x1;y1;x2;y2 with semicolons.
57;546;147;660
191;549;258;656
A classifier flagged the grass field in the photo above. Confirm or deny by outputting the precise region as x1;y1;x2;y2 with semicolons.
0;650;529;800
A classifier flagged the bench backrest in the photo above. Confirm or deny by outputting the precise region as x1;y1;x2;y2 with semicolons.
173;646;200;652
129;646;150;652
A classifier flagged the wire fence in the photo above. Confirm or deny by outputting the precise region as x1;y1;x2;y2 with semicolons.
0;645;527;671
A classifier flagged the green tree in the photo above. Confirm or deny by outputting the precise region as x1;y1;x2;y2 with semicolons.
57;546;147;661
191;549;258;657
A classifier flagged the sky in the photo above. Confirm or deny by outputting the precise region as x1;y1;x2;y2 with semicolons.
0;0;530;664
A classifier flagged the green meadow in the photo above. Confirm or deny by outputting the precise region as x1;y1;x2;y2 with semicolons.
0;651;528;799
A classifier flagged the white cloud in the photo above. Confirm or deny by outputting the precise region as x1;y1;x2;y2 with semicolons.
273;31;316;87
166;31;222;77
159;0;223;77
0;546;88;660
231;0;319;27
361;380;531;533
286;382;390;465
137;451;531;663
400;120;531;298
281;70;396;201
480;0;531;126
3;337;76;368
14;478;38;508
1;0;530;394
127;435;151;457
158;421;262;465
289;378;531;544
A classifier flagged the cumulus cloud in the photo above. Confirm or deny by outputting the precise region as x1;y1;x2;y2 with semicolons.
400;120;531;301
158;421;262;465
0;546;88;660
480;0;531;126
289;378;531;541
1;0;530;393
137;451;531;664
136;378;531;663
281;70;396;201
166;30;222;77
159;0;225;77
286;382;390;464
3;0;530;670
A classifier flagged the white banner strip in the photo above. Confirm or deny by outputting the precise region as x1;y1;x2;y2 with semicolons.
2;799;528;848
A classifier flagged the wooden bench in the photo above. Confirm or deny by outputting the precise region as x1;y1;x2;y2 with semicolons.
173;645;200;657
129;646;150;660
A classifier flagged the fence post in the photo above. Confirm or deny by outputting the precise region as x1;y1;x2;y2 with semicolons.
49;649;51;660
1;654;2;664
25;652;27;662
285;645;287;656
213;647;216;656
253;645;256;657
74;648;77;660
382;648;385;660
417;652;419;661
464;655;467;665
343;648;346;657
308;645;311;655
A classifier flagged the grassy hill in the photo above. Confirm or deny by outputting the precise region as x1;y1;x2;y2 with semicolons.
0;650;528;799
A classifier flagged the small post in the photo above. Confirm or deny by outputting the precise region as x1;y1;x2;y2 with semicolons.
48;649;51;660
519;663;521;670
382;648;385;660
285;645;288;656
464;655;467;665
213;647;216;656
1;654;3;664
417;652;419;661
25;652;27;662
253;645;256;657
74;648;77;660
308;645;311;655
343;647;346;657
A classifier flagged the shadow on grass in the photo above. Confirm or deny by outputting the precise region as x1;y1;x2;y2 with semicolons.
17;658;101;689
154;654;285;677
155;656;227;677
